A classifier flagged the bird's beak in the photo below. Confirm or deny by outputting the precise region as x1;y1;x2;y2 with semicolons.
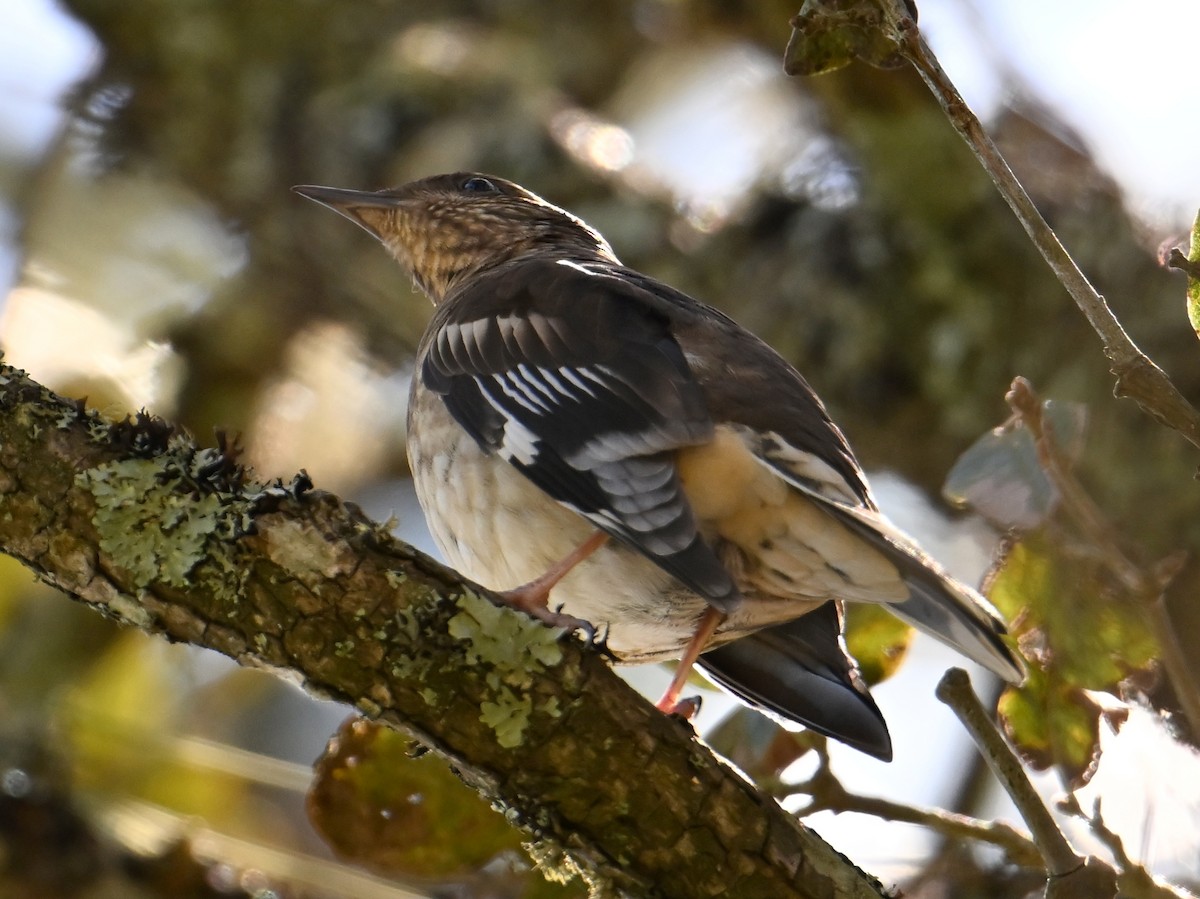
292;184;401;240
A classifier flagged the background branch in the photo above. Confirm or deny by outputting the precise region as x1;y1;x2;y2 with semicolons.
936;668;1085;879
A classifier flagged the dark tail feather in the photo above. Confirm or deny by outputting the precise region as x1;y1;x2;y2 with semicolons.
698;602;893;761
886;564;1024;684
834;510;1025;684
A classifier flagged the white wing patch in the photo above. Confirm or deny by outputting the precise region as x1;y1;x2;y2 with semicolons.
758;430;867;508
497;406;541;465
493;370;548;416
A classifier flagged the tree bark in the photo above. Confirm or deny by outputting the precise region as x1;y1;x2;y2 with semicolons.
0;362;888;899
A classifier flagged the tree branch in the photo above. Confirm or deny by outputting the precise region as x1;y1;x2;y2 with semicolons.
935;669;1094;881
0;361;889;899
849;0;1200;451
789;742;1042;868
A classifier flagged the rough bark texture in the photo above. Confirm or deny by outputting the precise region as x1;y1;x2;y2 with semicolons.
0;362;889;899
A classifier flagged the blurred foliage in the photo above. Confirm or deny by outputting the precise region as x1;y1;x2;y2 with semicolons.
944;397;1088;531
783;0;910;75
309;717;583;897
843;602;911;685
1;0;1199;895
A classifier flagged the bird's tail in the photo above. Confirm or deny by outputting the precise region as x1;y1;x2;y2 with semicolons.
836;509;1025;684
698;601;894;761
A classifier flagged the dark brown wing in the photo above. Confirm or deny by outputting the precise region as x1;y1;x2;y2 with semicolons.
420;256;739;610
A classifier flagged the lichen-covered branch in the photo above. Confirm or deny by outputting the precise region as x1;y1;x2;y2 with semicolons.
0;362;888;899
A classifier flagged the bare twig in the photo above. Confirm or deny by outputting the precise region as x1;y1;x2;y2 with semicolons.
790;744;1042;867
1006;376;1200;735
936;668;1082;877
1005;377;1143;592
872;0;1200;451
1166;248;1200;282
1058;796;1196;899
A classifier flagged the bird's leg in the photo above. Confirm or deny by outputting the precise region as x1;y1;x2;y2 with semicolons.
656;605;725;719
497;530;609;632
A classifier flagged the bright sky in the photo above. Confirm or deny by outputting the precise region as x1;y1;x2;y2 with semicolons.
925;0;1200;228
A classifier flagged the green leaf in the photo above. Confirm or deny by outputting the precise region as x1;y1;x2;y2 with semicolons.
998;668;1104;787
844;602;912;685
783;0;909;77
1186;208;1200;339
308;718;520;878
989;533;1158;786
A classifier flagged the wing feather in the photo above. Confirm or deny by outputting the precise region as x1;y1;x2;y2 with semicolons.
421;257;737;608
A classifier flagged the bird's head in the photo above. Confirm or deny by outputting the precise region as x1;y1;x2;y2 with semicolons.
293;173;618;303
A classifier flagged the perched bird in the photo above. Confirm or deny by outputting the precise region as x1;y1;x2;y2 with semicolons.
294;173;1023;761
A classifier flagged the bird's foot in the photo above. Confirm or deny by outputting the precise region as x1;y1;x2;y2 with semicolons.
492;530;610;642
652;605;724;722
496;585;597;641
656;693;702;720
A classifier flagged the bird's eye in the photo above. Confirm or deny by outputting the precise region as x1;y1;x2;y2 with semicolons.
460;177;497;193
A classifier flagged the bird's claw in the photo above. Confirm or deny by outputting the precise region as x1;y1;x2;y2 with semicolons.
657;694;702;721
590;622;616;659
527;602;596;643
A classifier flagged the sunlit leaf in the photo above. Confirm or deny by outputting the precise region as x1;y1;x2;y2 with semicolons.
989;533;1159;785
998;668;1103;787
943;400;1087;531
844;602;911;685
1187;208;1200;340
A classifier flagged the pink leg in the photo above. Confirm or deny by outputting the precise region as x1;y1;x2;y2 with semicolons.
497;530;609;630
656;606;725;718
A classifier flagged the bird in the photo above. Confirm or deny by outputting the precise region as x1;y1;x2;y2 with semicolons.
293;173;1024;761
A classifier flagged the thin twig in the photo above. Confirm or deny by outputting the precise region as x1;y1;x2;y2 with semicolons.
1005;377;1143;592
936;668;1082;877
1058;796;1196;899
873;0;1200;451
789;740;1043;868
1166;248;1200;281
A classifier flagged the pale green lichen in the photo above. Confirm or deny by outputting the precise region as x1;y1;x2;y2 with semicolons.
446;588;565;747
447;589;564;680
480;688;533;749
76;455;253;590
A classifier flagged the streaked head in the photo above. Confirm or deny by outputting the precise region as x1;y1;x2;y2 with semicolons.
293;173;618;303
